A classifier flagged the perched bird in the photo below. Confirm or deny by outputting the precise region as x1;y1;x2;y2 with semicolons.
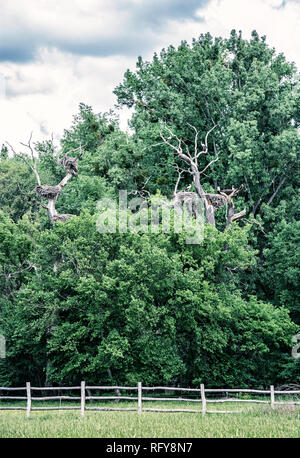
59;156;78;175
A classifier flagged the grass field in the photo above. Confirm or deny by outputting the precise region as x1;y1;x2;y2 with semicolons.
0;401;299;438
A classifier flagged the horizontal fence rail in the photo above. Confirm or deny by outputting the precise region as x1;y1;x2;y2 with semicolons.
31;386;81;391
0;382;299;417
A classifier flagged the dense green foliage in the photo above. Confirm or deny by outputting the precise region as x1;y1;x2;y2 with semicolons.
0;31;299;388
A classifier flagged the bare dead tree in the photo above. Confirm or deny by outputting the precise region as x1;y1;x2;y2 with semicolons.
160;122;217;225
218;186;246;229
160;122;245;228
6;135;80;224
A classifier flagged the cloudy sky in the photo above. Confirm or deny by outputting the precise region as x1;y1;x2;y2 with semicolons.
0;0;299;147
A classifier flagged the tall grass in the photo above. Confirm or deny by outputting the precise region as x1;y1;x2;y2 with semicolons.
0;401;299;438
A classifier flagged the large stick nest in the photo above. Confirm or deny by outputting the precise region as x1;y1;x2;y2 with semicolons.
35;185;62;199
51;214;74;223
173;191;226;210
205;193;227;209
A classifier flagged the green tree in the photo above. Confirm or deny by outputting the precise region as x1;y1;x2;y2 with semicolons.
115;30;299;212
0;158;38;221
0;31;299;389
262;220;300;323
1;213;296;387
114;29;300;321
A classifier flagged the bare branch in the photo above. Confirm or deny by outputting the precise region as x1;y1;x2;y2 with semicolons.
3;260;37;279
202;124;217;154
218;186;246;229
128;189;150;199
5;140;18;156
128;173;151;199
242;218;267;235
20;132;35;162
186;123;199;160
62;145;82;158
160;123;193;166
11;134;82;223
199;157;219;175
160;121;220;226
251;156;297;215
6;139;41;185
251;189;265;216
244;174;252;201
266;175;287;206
172;163;186;195
230;208;246;222
190;125;217;161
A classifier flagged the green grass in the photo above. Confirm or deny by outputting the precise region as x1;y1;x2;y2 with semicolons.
0;401;300;438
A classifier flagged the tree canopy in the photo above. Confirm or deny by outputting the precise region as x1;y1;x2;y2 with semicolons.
0;30;299;388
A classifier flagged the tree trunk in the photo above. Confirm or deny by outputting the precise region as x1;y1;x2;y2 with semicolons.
192;169;215;226
107;368;121;398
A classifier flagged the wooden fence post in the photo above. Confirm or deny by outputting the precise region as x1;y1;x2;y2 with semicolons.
201;384;206;416
26;382;31;418
138;382;142;414
270;385;275;410
81;381;86;417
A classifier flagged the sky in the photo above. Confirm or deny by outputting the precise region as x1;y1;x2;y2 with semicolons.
0;0;299;148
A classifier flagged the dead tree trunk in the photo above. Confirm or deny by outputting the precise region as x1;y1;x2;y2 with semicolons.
7;135;80;224
35;170;77;223
192;168;215;225
160;122;246;228
218;187;246;229
160;123;219;226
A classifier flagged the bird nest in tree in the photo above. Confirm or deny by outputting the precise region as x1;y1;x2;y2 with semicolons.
51;214;74;223
35;185;62;199
205;193;227;209
172;191;226;210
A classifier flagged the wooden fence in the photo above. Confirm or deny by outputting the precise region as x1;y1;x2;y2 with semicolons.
0;383;300;418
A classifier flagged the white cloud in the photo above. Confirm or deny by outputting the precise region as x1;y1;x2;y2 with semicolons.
264;0;285;7
0;48;137;147
0;0;299;148
0;0;208;61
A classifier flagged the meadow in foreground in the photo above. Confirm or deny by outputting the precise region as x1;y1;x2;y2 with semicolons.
0;402;299;438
